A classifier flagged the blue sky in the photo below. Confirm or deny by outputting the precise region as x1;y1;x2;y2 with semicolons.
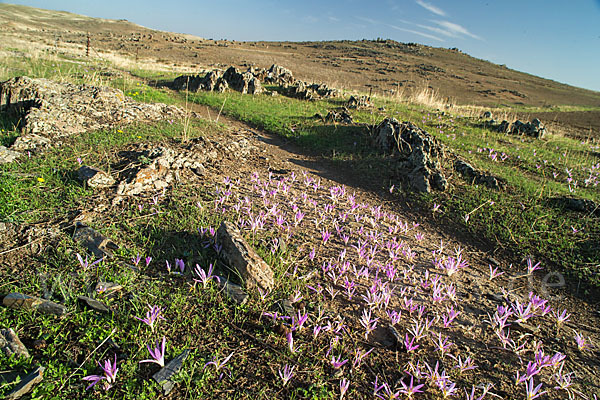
5;0;600;91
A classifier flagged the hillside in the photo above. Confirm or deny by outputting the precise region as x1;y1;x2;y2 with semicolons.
2;3;600;109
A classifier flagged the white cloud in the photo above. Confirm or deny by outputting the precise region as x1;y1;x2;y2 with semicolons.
328;16;340;23
432;20;481;40
415;0;446;16
356;16;379;25
389;24;445;42
302;15;318;24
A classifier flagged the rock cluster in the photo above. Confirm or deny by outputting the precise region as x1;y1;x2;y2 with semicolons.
173;64;340;100
371;118;447;192
324;107;353;124
282;81;340;100
495;118;546;139
0;76;185;153
347;95;372;109
454;159;503;190
173;66;263;95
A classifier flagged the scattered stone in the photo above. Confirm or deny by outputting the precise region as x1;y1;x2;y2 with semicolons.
275;299;295;317
32;339;46;350
77;296;110;314
454;159;504;190
4;366;44;400
388;324;402;348
218;278;249;305
152;349;190;396
116;146;208;196
216;221;275;292
0;76;185;144
325;108;353;124
371;118;446;192
347;95;372;109
551;196;599;215
0;328;30;358
77;166;115;188
72;222;118;259
0;145;21;163
283;81;339;100
10;134;51;152
495;118;546;138
3;293;66;316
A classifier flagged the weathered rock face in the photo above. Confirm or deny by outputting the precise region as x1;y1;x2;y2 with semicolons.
283;81;340;100
324;107;353;124
174;67;263;95
216;221;274;292
0;145;20;163
263;64;295;85
495;118;546;138
3;293;66;316
371;118;447;192
116;145;208;196
454;159;503;189
347;95;372;109
78;166;115;188
0;328;30;358
0;76;185;151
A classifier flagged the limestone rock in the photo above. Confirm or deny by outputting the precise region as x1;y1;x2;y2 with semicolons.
0;76;185;143
153;349;190;396
4;366;44;400
77;166;115;188
0;328;30;358
72;222;118;259
77;296;110;314
347;95;372;109
454;159;503;190
494;118;546;138
3;293;66;316
218;278;249;305
216;221;274;292
371;118;446;192
0;145;21;163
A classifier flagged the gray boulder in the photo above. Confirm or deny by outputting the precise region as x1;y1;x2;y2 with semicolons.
371;118;446;192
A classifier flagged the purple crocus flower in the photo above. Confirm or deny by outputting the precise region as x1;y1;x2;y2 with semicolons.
134;305;165;332
278;364;295;386
194;263;220;288
139;337;166;367
83;354;118;391
331;355;348;369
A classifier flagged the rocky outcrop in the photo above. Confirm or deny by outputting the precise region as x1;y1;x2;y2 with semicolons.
173;66;263;95
454;159;504;190
0;76;185;148
371;118;447;192
116;146;208;196
257;64;295;86
321;107;353;123
496;118;546;139
282;81;340;100
347;95;372;109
